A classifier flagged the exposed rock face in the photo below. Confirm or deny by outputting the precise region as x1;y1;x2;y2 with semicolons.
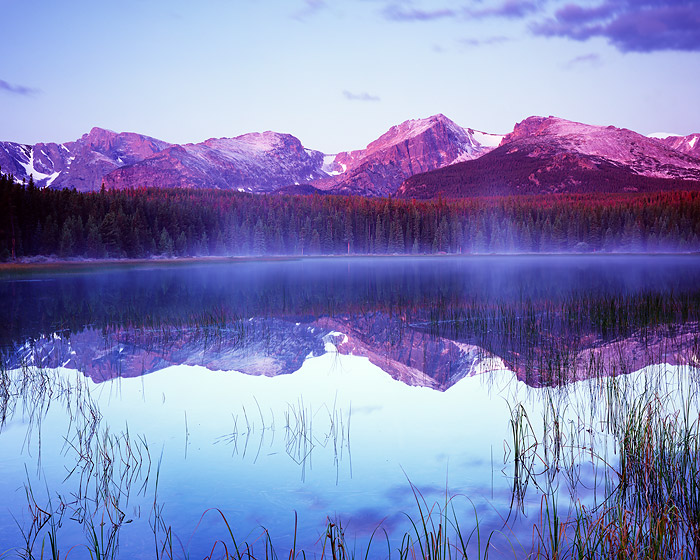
0;115;502;195
0;127;171;191
313;114;502;197
3;116;699;198
397;116;700;199
104;132;328;192
654;133;700;158
502;117;700;180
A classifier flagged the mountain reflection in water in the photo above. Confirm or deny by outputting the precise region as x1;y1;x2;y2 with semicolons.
4;255;700;387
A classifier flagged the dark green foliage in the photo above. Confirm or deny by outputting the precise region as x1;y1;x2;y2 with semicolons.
1;169;700;259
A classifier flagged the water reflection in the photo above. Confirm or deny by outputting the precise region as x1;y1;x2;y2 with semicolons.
2;256;700;559
4;256;700;387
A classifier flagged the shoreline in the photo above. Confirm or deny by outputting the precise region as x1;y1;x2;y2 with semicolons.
1;251;700;274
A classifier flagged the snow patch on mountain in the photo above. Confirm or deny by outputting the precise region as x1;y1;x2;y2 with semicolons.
6;114;696;197
471;130;504;148
503;116;700;181
18;146;55;183
648;132;678;139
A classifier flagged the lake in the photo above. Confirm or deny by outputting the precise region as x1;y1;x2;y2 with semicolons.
1;255;699;559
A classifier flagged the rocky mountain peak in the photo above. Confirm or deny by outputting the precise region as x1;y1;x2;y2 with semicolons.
653;132;700;157
366;114;462;152
3;114;699;198
313;114;496;196
202;131;307;156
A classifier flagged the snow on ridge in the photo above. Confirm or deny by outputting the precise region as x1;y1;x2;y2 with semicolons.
18;146;56;183
547;118;606;137
226;131;287;152
648;132;699;151
322;154;342;175
45;171;61;187
472;130;504;148
388;117;436;140
648;132;679;140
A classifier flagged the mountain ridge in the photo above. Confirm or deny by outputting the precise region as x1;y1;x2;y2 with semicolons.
1;115;699;198
397;116;700;199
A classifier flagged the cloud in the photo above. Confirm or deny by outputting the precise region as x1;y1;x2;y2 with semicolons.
532;1;700;52
467;0;542;19
381;1;541;23
565;52;602;68
382;4;458;21
292;0;326;21
343;90;381;102
461;36;510;47
0;79;39;96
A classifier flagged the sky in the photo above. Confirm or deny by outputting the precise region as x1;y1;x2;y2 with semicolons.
1;0;699;154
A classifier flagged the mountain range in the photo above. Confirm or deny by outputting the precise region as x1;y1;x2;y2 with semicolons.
11;314;699;390
2;114;700;198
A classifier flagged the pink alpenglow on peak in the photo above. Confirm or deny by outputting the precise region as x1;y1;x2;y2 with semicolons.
104;131;326;192
312;114;503;197
397;116;700;199
0;128;171;191
652;133;700;158
501;116;700;180
1;114;699;197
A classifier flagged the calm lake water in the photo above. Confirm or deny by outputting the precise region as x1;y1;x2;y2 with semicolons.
1;256;699;559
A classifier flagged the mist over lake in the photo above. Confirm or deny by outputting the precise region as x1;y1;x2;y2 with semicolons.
1;255;699;558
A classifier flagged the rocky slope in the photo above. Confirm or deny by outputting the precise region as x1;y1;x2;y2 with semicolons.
0;128;171;191
500;117;700;180
0;116;502;195
653;132;700;158
398;116;700;198
103;132;327;192
312;114;503;197
2;115;699;198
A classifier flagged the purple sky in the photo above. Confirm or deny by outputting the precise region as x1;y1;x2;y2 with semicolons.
1;0;699;153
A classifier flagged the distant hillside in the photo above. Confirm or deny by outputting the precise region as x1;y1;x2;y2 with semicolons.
2;115;699;199
398;116;700;198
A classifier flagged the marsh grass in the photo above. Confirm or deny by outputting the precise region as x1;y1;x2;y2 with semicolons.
3;282;700;559
503;361;700;559
5;359;700;559
146;490;502;560
0;359;152;560
394;483;506;560
214;397;351;484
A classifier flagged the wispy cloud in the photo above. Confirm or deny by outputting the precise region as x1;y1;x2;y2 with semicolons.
467;0;541;20
461;36;510;47
532;1;700;52
382;4;458;21
343;90;381;102
0;79;39;96
292;0;326;21
383;1;541;22
565;52;602;68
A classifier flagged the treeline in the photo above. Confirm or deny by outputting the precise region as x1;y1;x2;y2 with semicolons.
1;171;700;260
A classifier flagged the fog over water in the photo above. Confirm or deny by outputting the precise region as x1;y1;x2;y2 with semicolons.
1;255;699;558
